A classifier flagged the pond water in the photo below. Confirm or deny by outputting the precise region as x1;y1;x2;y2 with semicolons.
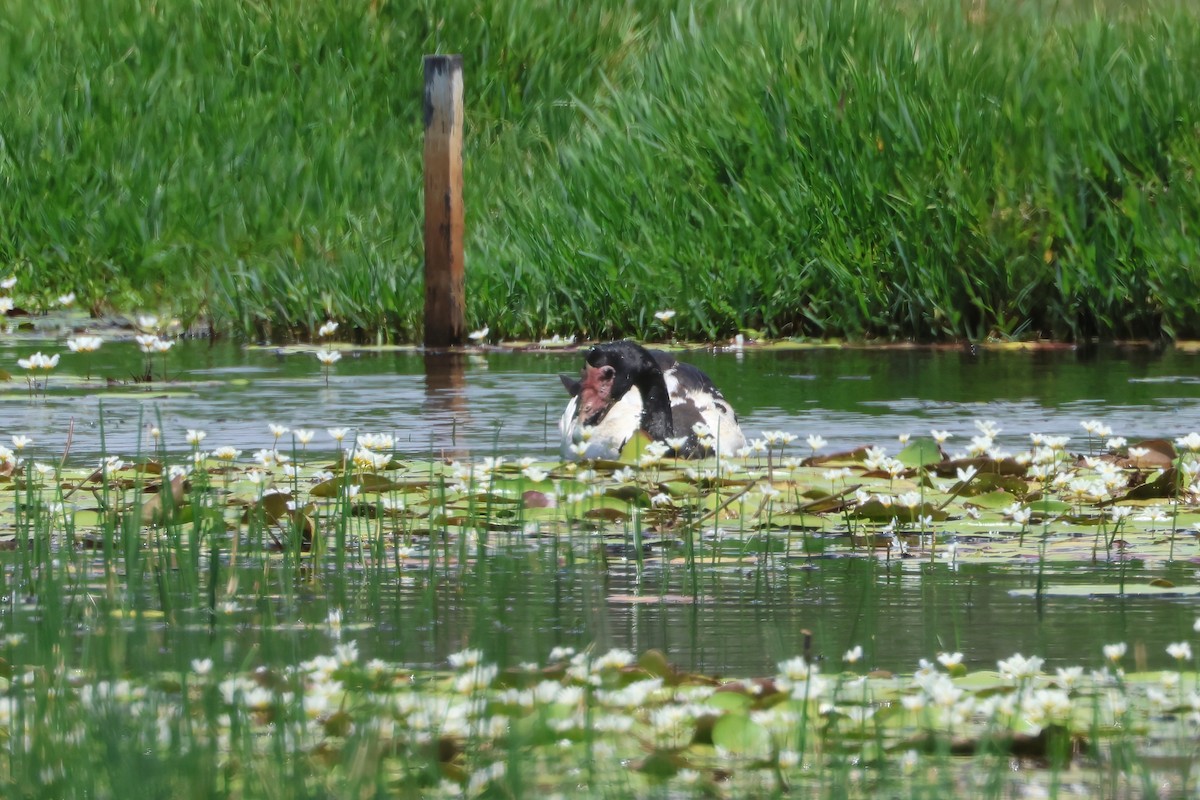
3;337;1200;678
13;546;1197;679
4;339;1200;460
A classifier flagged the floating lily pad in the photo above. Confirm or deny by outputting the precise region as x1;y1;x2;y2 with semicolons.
896;437;944;468
711;713;770;755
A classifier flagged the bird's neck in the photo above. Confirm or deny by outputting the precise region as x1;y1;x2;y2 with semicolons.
637;376;674;440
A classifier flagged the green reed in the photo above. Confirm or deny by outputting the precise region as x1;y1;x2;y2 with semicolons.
0;441;1197;797
3;0;1200;342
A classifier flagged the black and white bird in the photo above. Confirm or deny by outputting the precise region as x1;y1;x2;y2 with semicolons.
559;340;746;460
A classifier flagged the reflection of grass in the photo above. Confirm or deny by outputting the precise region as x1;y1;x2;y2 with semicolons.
5;412;1200;793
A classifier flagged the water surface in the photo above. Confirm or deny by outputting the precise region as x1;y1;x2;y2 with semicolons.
3;338;1199;678
3;340;1199;460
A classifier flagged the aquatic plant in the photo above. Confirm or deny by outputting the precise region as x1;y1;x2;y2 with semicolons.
1;338;1200;795
14;351;58;399
0;629;1197;797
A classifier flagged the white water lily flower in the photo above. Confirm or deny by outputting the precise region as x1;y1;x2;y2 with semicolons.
355;434;393;453
67;335;103;353
863;446;887;469
1055;666;1084;689
937;652;964;668
997;653;1043;680
661;436;688;453
334;641;359;665
611;466;635;483
653;309;676;322
762;430;794;446
522;466;548;483
1002;503;1031;525
967;435;993;456
1103;642;1127;662
1167;642;1192;661
1175;432;1200;452
1027;688;1072;727
17;352;59;370
548;646;575;662
351;448;391;471
974;419;1001;438
777;656;814;682
926;676;964;708
592;648;635;672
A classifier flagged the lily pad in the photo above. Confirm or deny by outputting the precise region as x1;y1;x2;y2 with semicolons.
711;713;770;755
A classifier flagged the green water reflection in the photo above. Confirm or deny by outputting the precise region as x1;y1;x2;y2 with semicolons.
5;552;1196;679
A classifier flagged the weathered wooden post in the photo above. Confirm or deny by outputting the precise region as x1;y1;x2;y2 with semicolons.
423;54;466;348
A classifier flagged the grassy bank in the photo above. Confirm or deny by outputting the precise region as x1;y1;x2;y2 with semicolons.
2;0;1199;342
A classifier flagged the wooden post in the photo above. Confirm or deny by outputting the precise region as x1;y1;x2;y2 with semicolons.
423;54;466;348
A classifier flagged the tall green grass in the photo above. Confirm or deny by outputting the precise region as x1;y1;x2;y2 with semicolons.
2;0;1199;341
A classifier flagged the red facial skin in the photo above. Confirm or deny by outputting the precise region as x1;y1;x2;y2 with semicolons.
578;364;616;425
